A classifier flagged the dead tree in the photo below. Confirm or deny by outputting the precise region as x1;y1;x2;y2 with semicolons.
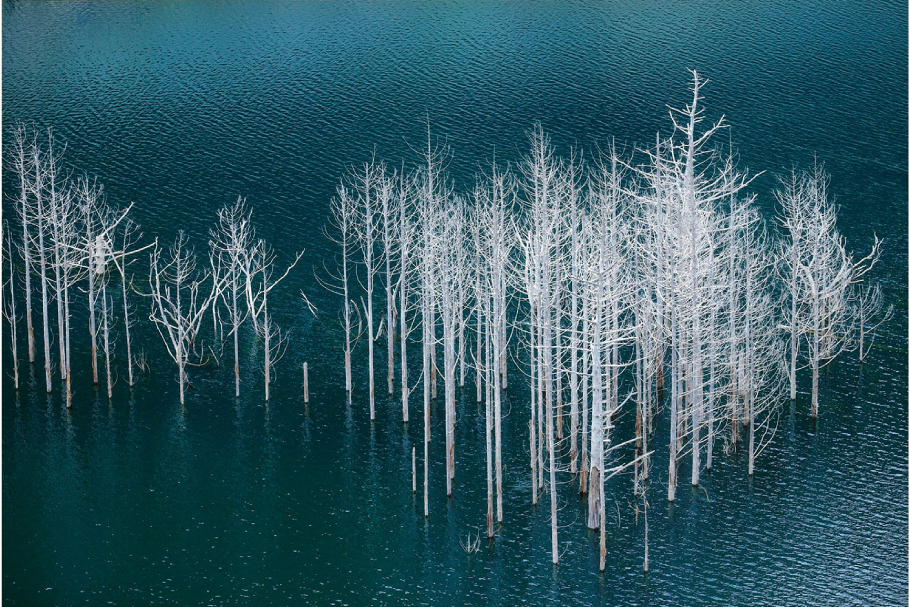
381;170;398;396
9;123;36;364
148;232;220;405
779;164;882;417
210;197;254;397
113;217;144;388
3;223;20;389
851;281;892;362
30;135;53;392
397;171;418;422
245;238;303;402
349;158;385;420
438;195;467;496
321;183;358;398
475;160;514;523
44;130;69;383
75;175;105;387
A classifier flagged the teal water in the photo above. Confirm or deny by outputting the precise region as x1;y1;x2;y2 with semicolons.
3;1;907;605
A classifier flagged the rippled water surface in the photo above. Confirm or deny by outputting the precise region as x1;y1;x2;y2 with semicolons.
3;1;907;605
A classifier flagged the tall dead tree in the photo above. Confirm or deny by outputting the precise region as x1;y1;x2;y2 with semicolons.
322;183;358;398
245;238;303;402
76;175;106;387
114;217;144;388
381;171;398;397
10;123;36;364
778;164;881;417
3;224;20;389
211;197;254;397
397;171;418;422
350;158;385;420
148;232;221;405
30;136;53;392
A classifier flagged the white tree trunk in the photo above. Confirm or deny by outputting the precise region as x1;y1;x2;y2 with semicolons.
102;284;112;400
36;170;53;393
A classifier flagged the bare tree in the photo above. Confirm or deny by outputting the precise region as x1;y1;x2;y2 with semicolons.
431;194;467;497
851;281;892;362
53;178;89;406
349;158;385;420
381;170;398;397
30;135;53;392
397;171;418;423
44;130;70;383
414;122;451;513
210;197;254;397
321;183;358;398
75;175;105;387
3;223;20;389
9;123;36;364
148;232;220;405
778;164;881;417
417;175;441;517
113;217;145;388
736;205;786;475
82;203;145;400
519;124;559;562
476;161;513;524
245;238;303;402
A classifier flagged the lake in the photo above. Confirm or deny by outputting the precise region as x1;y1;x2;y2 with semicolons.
3;1;907;605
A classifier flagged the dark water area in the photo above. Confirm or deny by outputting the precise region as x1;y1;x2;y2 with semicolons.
2;1;907;605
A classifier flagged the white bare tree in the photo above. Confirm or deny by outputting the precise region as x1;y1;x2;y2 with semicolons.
381;169;399;397
321;183;359;399
349;158;386;421
148;232;221;405
396;170;419;423
519;124;565;564
115;218;140;388
44;131;70;384
80;202;146;400
46;181;80;401
75;175;106;388
9;123;36;364
850;281;892;362
416;166;441;517
778;164;881;417
3;223;20;389
53;177;89;406
244;238;303;402
30;135;53;392
475;160;514;526
210;197;255;397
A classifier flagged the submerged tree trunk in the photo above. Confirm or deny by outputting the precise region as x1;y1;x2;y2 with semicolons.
668;297;678;502
34;152;53;393
485;304;494;538
64;269;72;407
399;188;410;422
5;240;20;389
530;304;538;506
423;294;432;517
102;283;113;400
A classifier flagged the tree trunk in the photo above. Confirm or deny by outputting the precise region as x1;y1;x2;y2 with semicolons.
102;285;113;400
485;312;494;538
35;168;53;393
530;307;538;506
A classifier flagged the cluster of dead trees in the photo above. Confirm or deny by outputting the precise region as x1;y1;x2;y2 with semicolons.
3;74;892;573
3;124;304;406
325;73;891;571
